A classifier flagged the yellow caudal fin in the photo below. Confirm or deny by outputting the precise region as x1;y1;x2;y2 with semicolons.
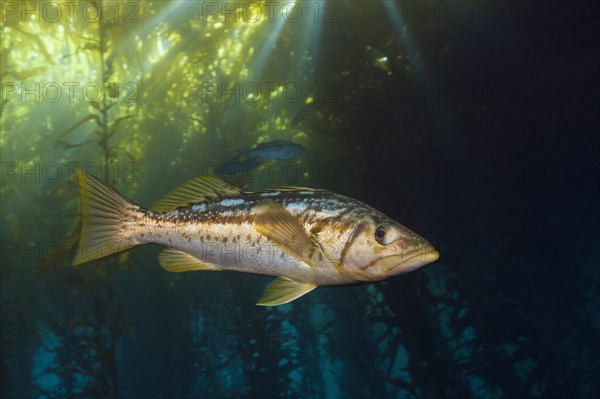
73;169;141;265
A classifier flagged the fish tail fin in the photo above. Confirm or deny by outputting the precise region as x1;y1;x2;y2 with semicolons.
73;169;142;265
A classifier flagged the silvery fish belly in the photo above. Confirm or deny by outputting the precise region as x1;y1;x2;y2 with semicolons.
73;170;439;306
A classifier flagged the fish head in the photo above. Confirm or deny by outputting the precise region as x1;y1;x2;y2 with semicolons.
340;212;439;282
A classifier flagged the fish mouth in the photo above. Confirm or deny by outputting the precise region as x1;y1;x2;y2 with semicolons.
382;247;440;274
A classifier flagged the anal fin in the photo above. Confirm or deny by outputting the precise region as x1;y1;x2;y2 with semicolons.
158;248;220;272
257;277;317;306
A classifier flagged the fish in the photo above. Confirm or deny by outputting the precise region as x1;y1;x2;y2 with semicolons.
215;155;264;175
73;170;439;306
241;140;305;160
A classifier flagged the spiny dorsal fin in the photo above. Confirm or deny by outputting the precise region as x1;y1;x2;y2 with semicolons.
257;277;317;306
151;176;243;213
158;248;220;272
252;200;323;267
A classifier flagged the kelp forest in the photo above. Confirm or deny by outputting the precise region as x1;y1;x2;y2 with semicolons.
1;1;599;398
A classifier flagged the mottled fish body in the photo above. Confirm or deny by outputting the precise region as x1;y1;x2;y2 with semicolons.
74;170;439;305
132;190;376;285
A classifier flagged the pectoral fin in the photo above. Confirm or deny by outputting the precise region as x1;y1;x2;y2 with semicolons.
252;200;322;266
257;277;317;306
158;248;220;272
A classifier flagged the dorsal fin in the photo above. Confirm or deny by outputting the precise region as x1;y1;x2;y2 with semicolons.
150;176;243;212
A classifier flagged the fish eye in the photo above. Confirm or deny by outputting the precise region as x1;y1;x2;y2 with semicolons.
375;225;395;245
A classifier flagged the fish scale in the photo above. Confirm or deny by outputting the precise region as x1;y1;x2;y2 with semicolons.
141;191;361;281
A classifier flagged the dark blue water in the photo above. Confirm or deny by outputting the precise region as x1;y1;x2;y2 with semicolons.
1;1;598;398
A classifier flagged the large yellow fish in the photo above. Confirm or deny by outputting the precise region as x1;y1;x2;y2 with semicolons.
74;170;439;306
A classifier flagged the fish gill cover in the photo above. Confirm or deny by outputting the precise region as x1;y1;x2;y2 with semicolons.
1;1;599;399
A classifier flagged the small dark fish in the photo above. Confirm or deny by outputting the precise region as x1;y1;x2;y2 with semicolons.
242;140;305;160
216;156;263;175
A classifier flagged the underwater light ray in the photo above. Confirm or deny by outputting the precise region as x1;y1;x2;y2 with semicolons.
129;0;192;66
237;2;290;135
303;0;324;57
383;0;465;157
276;0;326;129
135;1;190;39
383;0;432;86
247;1;290;81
